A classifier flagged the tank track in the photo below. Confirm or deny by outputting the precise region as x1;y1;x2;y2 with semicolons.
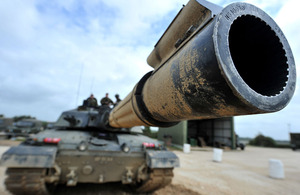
4;168;173;194
137;168;173;193
4;168;49;195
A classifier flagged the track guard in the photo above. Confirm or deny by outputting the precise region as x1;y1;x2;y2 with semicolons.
145;150;179;168
0;146;57;168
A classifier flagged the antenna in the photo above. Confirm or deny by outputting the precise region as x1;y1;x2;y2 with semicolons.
75;63;84;106
90;77;95;94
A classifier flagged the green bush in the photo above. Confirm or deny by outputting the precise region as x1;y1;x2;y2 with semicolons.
13;115;35;122
249;134;277;147
142;127;158;139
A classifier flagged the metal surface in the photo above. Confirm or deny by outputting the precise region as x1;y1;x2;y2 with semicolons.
109;1;296;128
146;150;180;168
1;146;57;168
147;0;222;69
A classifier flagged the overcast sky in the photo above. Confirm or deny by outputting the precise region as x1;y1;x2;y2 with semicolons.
0;0;299;140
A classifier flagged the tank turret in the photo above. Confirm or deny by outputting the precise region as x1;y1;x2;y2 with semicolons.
54;106;112;130
0;0;296;194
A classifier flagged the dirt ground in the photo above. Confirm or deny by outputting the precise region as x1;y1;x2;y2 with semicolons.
0;141;299;195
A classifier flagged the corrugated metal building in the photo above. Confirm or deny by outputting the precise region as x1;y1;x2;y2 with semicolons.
158;117;236;149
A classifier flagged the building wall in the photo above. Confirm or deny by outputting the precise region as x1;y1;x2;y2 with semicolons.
158;118;236;149
187;117;235;148
157;121;187;146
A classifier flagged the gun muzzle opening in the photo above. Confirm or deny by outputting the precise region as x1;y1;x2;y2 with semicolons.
228;15;289;97
215;3;296;112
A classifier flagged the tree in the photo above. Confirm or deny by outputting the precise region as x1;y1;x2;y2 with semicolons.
142;126;158;139
249;134;276;147
13;115;36;122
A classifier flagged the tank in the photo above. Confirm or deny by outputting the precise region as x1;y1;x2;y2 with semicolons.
0;116;13;139
7;118;44;138
1;105;179;194
0;0;296;194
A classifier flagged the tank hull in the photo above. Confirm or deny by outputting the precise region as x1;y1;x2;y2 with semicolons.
55;150;145;184
0;129;179;194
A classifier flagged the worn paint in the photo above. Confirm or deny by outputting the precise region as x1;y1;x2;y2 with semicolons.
146;150;179;168
0;146;57;168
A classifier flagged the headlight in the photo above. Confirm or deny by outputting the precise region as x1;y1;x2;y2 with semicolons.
78;142;88;151
121;143;130;153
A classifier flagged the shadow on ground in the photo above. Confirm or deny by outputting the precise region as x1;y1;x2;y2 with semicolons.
51;182;141;195
50;183;200;195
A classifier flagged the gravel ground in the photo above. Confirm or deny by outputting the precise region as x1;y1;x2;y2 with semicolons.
170;147;300;195
0;141;299;195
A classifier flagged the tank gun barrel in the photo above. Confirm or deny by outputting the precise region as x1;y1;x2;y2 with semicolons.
109;0;296;128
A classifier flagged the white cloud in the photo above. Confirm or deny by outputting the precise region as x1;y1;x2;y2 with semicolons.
275;0;300;83
0;0;38;48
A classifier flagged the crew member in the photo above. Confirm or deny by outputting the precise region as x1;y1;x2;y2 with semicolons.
100;93;113;106
86;94;98;107
114;94;122;106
